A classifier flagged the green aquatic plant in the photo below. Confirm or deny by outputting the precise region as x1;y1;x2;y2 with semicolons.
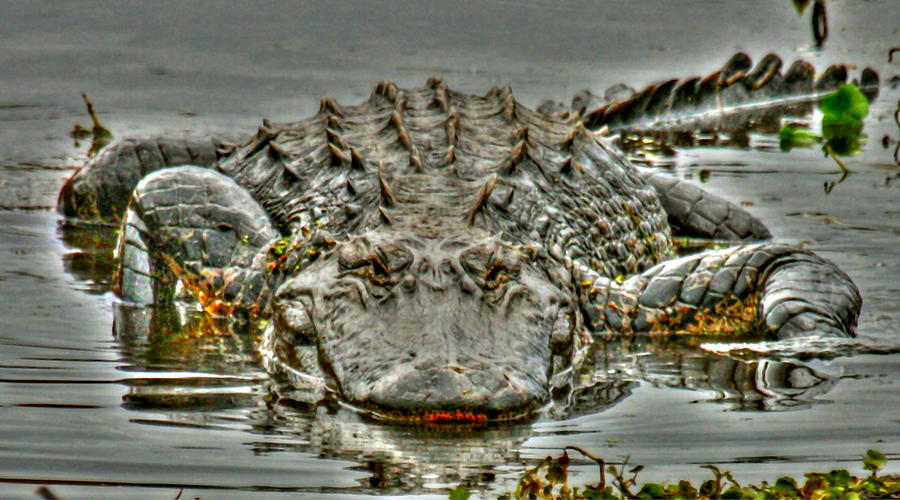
449;448;898;499
779;83;871;175
69;93;113;157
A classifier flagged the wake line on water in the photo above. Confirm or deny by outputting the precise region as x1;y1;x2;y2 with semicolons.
702;334;900;359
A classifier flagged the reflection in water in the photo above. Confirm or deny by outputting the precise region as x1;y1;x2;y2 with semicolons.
103;293;840;494
576;340;839;413
245;405;531;493
58;220;117;294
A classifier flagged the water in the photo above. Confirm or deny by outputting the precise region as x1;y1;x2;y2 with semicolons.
1;1;898;498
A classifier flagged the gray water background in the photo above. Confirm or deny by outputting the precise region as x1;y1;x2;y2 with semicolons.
1;1;898;498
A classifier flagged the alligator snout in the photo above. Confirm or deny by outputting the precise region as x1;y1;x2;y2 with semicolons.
363;363;546;422
268;231;579;423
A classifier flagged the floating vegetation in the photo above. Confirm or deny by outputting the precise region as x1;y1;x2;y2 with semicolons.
69;93;113;157
779;83;871;190
448;448;898;499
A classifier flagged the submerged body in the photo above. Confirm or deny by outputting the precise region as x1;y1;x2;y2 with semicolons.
59;54;866;422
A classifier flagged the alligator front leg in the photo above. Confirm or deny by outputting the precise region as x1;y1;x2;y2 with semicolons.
578;243;860;339
59;135;235;224
117;166;279;314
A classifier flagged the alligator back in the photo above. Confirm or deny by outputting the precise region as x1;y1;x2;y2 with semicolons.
218;79;673;278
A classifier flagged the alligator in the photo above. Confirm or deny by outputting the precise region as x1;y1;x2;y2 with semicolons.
58;53;869;424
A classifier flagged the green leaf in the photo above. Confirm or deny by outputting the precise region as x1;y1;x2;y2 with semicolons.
826;485;847;497
779;125;821;151
720;486;744;499
816;83;871;158
773;476;799;494
637;482;665;498
582;485;616;499
448;486;471;500
820;84;869;121
859;477;883;492
823;130;863;156
699;479;719;497
863;449;887;473
824;468;852;486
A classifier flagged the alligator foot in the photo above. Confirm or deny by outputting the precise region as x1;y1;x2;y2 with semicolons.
58;135;235;224
579;243;861;339
116;166;278;313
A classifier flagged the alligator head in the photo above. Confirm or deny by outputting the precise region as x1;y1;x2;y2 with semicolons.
263;229;586;423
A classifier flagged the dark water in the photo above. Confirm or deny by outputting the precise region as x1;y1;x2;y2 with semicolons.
1;1;898;498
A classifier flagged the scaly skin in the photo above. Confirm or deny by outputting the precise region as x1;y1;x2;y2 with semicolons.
58;54;867;423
